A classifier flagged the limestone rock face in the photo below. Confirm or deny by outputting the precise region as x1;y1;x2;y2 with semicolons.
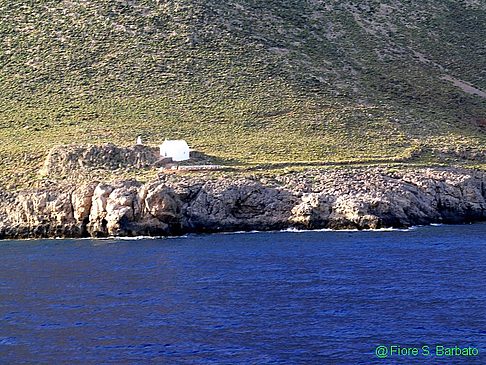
2;168;486;239
87;183;115;236
182;179;296;232
0;189;78;238
284;168;486;230
144;184;181;222
72;184;96;223
290;193;333;229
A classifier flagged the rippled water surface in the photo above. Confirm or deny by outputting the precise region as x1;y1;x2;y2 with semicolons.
1;225;485;364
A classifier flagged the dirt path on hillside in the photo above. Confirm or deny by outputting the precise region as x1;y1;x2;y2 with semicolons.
442;75;486;98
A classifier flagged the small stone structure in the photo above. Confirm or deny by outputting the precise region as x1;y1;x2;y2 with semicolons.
40;143;162;177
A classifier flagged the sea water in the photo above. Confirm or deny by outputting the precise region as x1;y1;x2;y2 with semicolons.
0;224;485;364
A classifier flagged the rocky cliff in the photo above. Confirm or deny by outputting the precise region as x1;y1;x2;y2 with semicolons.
1;168;486;239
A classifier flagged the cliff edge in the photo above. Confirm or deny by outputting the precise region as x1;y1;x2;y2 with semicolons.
1;168;486;239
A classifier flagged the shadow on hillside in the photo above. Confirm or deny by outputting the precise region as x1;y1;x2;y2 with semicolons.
185;151;243;167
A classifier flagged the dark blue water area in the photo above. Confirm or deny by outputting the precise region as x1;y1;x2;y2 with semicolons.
0;224;485;364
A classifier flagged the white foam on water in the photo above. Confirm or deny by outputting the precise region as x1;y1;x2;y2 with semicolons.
7;223;457;242
280;226;417;233
212;226;420;236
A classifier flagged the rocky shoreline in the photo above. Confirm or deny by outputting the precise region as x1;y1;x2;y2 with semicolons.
1;167;486;239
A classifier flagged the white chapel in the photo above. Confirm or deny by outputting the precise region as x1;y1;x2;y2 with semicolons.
159;140;190;161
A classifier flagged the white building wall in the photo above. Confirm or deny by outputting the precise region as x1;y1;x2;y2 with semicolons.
159;140;190;161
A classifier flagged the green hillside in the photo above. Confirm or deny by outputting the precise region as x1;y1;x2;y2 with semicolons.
1;0;485;188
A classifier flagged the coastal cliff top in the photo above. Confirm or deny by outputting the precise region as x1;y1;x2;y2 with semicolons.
17;165;483;195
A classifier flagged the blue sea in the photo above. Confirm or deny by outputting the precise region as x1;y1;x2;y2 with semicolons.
1;224;485;364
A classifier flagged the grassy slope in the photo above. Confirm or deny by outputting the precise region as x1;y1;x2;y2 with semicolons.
0;0;485;188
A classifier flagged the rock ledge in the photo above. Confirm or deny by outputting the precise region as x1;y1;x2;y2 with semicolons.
1;168;486;239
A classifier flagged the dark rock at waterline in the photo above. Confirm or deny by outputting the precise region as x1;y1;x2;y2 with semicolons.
1;168;486;239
